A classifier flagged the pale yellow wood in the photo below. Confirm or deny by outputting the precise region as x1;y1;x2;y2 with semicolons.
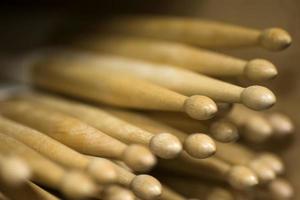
77;35;277;81
102;185;135;200
0;116;117;183
30;51;217;120
159;185;187;200
18;92;180;161
0;133;97;199
101;16;291;51
0;100;156;172
29;182;60;200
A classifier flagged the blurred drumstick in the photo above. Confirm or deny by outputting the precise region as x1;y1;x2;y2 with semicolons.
102;185;135;200
103;107;215;159
0;154;31;186
215;142;276;182
267;178;293;200
147;111;238;143
0;116;117;183
160;185;191;200
30;51;217;120
101;16;292;51
0;100;156;172
158;175;234;200
159;152;258;190
227;104;273;143
255;153;284;175
0;133;98;199
94;157;162;200
265;112;294;138
77;35;278;81
19;93;182;160
71;53;276;110
0;192;8;200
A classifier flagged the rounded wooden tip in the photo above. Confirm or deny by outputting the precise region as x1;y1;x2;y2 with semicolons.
183;95;217;120
244;116;273;143
244;59;278;81
249;159;276;183
268;113;294;137
260;28;292;51
87;158;118;184
210;121;239;143
0;156;31;186
184;133;216;159
228;166;258;189
123;145;157;172
103;185;135;200
149;133;182;159
241;86;276;110
130;175;162;200
269;178;294;199
61;171;97;199
257;153;284;175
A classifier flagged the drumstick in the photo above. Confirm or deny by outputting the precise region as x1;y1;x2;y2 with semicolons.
30;50;217;120
215;142;276;183
267;178;293;200
103;158;162;200
157;175;234;200
0;133;98;199
255;153;284;175
147;111;238;143
0;115;117;184
77;35;278;81
0;100;156;172
227;104;273;143
19;93;182;159
160;185;190;200
159;152;258;189
68;53;276;110
265;112;294;138
29;182;60;200
0;154;31;186
102;107;215;159
101;16;291;51
102;185;135;200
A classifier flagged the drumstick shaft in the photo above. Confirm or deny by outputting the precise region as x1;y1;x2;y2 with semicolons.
101;16;291;51
77;35;277;81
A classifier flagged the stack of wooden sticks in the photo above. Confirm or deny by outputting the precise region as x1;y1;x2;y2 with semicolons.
0;15;294;200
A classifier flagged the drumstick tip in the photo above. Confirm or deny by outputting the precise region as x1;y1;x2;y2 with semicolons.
267;113;295;137
149;133;182;159
244;116;273;143
87;158;118;184
269;178;294;199
131;175;162;200
0;156;31;186
241;86;276;110
61;171;98;199
228;165;258;189
249;159;276;183
123;145;157;172
183;95;217;120
244;59;278;81
103;185;135;200
210;121;239;143
257;153;284;175
260;28;292;51
183;133;216;159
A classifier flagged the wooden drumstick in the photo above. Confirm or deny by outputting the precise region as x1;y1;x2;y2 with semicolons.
255;153;284;175
157;175;234;200
0;154;31;186
0;115;117;184
215;142;276;183
266;112;294;137
159;152;258;190
102;107;215;159
147;111;239;143
159;184;191;200
267;178;293;200
29;182;60;200
70;53;276;110
102;185;135;200
101;16;292;51
77;35;278;81
0;100;156;172
102;158;162;200
0;133;98;199
30;51;217;120
19;93;182;159
227;104;273;143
